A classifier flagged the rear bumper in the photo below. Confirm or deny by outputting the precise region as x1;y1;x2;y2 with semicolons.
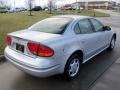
4;47;61;77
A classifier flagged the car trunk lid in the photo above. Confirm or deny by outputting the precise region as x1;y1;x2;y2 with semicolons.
8;30;61;58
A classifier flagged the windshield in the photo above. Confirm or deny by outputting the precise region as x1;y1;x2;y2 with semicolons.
29;17;73;34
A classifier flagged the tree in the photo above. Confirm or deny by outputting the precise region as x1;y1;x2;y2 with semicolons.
25;0;34;16
0;0;11;10
0;1;8;8
48;0;56;14
0;1;4;7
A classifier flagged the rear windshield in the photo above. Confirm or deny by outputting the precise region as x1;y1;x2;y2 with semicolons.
29;17;73;34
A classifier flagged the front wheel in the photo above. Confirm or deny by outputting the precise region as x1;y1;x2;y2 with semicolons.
63;54;82;80
108;37;116;50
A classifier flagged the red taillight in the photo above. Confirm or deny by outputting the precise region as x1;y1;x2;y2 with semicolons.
27;42;39;55
27;42;54;57
6;36;12;45
38;44;54;57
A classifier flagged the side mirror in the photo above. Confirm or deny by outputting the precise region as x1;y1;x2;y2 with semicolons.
103;26;111;31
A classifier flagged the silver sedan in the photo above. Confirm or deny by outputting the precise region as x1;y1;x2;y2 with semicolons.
4;15;116;80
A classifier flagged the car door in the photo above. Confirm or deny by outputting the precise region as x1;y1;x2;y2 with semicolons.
89;18;111;50
74;19;101;61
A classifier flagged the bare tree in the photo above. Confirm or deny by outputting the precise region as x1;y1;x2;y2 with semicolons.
0;1;4;7
0;1;7;8
48;0;55;14
75;0;81;13
0;0;11;10
25;0;34;16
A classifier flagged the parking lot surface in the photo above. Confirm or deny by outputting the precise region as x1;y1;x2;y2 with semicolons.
0;10;120;90
91;58;120;90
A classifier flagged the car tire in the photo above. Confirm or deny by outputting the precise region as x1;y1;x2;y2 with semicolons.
63;54;82;80
108;36;116;50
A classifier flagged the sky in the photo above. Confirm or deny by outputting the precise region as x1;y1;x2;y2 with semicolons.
1;0;120;8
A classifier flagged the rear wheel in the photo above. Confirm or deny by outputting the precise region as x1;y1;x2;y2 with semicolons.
108;36;116;50
64;54;82;80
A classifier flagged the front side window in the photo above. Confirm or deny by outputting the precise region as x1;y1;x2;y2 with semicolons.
90;19;104;32
29;17;73;34
78;19;93;34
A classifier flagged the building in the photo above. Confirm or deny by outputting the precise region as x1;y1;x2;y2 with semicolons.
72;1;116;10
113;3;120;11
118;3;120;7
60;4;73;10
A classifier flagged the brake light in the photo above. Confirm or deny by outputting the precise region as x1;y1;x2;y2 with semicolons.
27;42;54;57
38;44;54;57
27;42;39;55
6;36;12;45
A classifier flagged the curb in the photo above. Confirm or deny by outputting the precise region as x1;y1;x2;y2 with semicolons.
0;55;6;62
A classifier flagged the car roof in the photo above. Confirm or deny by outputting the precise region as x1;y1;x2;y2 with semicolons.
51;15;90;20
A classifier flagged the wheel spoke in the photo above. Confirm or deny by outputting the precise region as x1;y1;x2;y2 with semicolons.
68;58;80;77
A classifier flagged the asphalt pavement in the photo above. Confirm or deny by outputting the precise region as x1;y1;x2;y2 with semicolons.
90;10;120;90
0;10;120;90
91;58;120;90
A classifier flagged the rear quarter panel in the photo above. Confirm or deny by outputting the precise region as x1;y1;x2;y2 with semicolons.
41;35;84;73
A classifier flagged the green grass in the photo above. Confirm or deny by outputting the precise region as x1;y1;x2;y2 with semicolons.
56;10;110;17
0;10;109;54
115;10;120;13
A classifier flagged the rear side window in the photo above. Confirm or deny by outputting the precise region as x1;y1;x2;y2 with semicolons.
74;23;81;34
78;19;93;34
90;19;104;32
